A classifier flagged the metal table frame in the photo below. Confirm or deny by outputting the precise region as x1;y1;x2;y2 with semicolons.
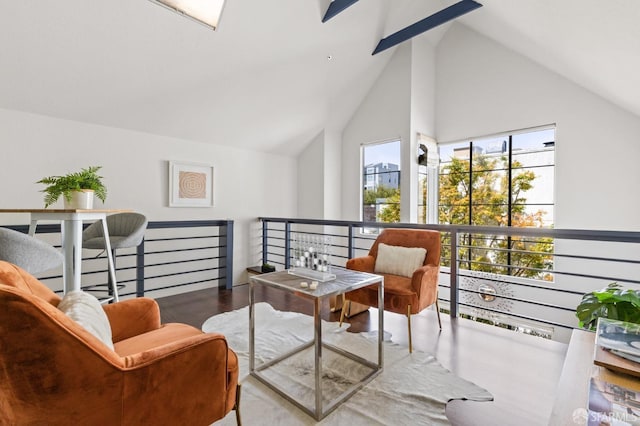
249;268;384;420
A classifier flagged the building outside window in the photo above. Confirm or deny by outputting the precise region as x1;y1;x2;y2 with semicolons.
362;140;401;226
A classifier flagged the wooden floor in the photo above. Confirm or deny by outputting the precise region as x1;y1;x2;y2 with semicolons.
157;284;568;426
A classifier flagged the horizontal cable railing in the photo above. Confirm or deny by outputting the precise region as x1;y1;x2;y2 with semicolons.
5;220;234;298
258;217;640;343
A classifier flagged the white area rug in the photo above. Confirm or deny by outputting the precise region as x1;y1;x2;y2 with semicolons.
202;303;493;425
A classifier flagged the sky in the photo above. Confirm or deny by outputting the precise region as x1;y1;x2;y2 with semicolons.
363;140;401;168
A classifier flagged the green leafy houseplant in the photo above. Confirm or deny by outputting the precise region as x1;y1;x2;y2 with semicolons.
576;283;640;331
37;166;107;208
261;263;276;273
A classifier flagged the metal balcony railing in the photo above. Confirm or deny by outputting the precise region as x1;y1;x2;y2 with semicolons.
6;220;234;298
258;217;640;343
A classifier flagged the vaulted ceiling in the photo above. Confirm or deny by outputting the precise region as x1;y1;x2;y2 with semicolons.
1;0;639;155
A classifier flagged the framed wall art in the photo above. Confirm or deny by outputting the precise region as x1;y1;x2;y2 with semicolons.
169;161;214;207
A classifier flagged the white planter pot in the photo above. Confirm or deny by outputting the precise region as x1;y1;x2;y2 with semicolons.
64;190;95;210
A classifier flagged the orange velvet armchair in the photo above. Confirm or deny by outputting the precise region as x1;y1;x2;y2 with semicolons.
340;228;442;353
0;261;240;425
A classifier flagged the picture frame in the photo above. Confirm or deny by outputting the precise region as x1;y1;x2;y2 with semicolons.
169;161;214;207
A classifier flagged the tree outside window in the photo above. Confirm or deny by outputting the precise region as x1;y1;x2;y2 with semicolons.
438;128;555;280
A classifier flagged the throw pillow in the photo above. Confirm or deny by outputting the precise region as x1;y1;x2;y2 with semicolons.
374;243;427;278
58;290;114;350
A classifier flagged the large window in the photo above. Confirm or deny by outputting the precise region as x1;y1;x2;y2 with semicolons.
438;127;555;279
362;140;401;224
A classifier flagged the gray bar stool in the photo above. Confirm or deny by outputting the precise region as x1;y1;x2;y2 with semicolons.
0;227;63;274
82;212;148;301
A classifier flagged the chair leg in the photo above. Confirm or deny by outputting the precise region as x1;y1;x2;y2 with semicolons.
339;300;350;327
234;383;242;426
435;299;442;330
107;249;118;303
407;305;413;354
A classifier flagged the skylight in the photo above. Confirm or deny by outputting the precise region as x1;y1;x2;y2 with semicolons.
148;0;226;31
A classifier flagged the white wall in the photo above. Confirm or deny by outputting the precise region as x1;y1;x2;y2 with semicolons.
297;131;325;219
0;108;297;285
322;128;342;220
436;23;640;231
341;43;412;221
340;39;438;223
408;37;437;223
296;128;343;220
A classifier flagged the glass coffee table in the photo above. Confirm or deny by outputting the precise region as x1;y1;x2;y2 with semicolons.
249;267;384;420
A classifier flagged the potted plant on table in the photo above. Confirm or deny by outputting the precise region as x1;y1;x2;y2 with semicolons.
37;166;107;209
575;283;640;331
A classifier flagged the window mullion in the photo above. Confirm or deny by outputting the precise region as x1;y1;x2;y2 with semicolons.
507;135;513;275
468;141;473;267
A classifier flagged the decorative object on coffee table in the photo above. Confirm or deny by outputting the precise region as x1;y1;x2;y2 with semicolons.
288;233;335;281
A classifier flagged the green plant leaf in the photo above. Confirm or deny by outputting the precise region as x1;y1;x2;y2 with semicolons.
575;283;640;330
36;166;107;207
